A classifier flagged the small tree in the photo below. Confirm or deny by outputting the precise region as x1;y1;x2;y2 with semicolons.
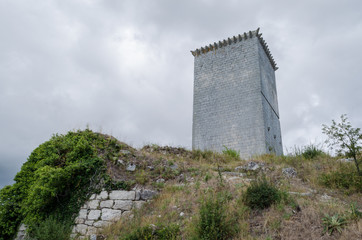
322;114;362;176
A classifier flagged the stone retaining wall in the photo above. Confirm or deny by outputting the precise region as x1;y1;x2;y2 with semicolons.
71;189;156;239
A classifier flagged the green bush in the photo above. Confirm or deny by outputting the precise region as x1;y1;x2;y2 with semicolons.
196;193;235;240
222;146;240;160
319;170;362;193
122;224;180;240
243;178;281;210
301;144;325;159
0;129;122;240
0;185;22;240
25;216;71;240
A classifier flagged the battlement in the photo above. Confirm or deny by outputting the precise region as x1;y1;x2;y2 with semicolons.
191;28;278;71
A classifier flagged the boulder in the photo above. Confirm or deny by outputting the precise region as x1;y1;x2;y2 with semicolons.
282;167;297;178
126;163;136;171
139;189;158;200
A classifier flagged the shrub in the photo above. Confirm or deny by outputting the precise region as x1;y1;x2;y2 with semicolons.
196;193;235;240
0;185;22;240
322;214;347;235
25;216;71;240
222;146;240;160
319;170;362;193
122;224;180;240
0;129;122;240
301;144;325;159
243;177;281;210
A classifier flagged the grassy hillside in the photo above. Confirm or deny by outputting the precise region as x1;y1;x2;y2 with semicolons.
0;130;361;240
99;145;362;240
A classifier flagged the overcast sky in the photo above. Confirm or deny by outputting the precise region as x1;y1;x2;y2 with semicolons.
1;0;362;188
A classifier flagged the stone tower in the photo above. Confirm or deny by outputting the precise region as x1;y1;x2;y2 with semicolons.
191;28;283;158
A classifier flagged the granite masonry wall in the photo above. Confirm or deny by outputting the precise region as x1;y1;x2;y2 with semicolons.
191;29;283;158
71;189;156;239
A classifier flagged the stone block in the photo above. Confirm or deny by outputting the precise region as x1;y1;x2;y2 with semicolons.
88;210;101;220
75;217;85;224
78;209;88;219
96;191;108;200
113;200;133;211
135;190;141;200
88;227;98;235
74;224;88;235
93;220;111;228
140;189;157;200
101;208;122;221
85;220;94;226
19;224;26;231
88;200;100;209
109;190;135;200
89;194;96;200
100;200;114;208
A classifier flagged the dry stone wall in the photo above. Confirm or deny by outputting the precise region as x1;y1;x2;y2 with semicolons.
71;189;157;239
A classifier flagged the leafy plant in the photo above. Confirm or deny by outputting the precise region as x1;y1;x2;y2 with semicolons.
196;193;235;240
288;144;325;159
322;114;362;176
322;214;347;235
302;144;325;159
0;185;22;240
349;202;362;221
222;146;240;160
25;216;71;240
243;177;281;210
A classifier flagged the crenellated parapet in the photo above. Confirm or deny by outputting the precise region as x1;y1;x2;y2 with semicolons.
190;28;278;71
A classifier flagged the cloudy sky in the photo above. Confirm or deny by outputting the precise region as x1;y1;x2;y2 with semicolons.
1;0;362;188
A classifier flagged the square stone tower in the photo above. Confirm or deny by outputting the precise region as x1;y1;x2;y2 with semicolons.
191;28;283;158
